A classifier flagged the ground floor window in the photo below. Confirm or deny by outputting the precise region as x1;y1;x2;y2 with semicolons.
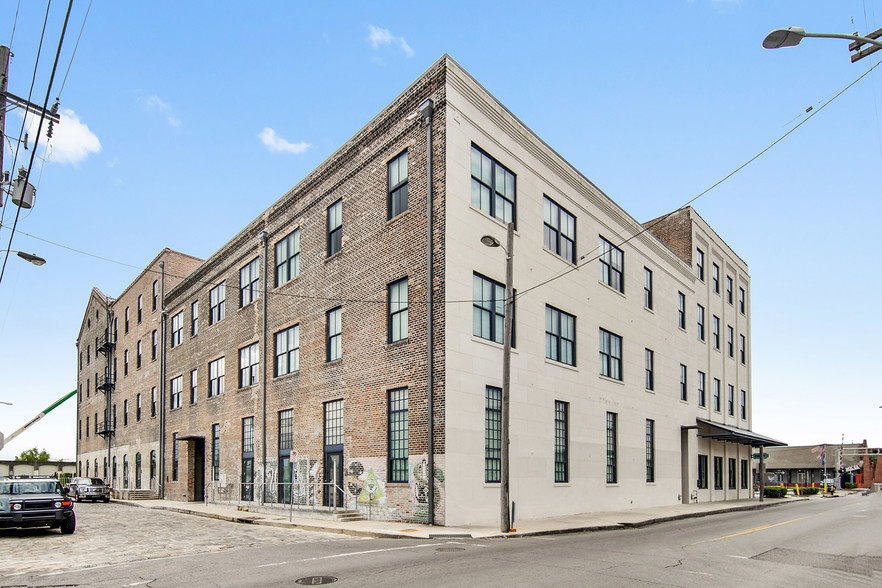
698;454;708;489
554;401;568;483
714;456;723;490
485;386;502;483
242;417;255;501
728;458;737;490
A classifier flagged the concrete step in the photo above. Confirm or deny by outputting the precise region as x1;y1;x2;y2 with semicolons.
332;510;365;522
126;490;160;500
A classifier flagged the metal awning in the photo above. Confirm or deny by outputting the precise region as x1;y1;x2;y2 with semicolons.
696;418;787;447
176;435;205;441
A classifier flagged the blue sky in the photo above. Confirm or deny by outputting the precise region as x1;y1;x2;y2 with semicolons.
1;1;880;461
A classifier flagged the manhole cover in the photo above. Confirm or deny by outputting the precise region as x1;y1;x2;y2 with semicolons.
436;547;465;553
295;577;338;585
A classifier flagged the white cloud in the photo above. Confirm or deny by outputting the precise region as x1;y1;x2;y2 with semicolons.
258;128;310;154
138;93;181;127
22;108;101;165
367;25;414;57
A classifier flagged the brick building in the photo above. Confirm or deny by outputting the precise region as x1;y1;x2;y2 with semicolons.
79;55;784;526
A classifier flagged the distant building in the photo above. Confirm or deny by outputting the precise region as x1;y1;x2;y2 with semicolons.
78;56;784;525
0;460;76;480
765;442;880;487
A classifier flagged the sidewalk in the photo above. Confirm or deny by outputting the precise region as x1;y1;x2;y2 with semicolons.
112;493;823;540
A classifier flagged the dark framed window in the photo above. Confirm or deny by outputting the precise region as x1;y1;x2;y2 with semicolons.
242;417;255;501
191;301;199;336
646;419;655;483
739;286;746;314
136;341;142;369
473;273;514;346
124;350;129;376
698;371;706;407
606;412;617;484
274;325;299;377
275;229;300;287
599;236;624;293
696;248;705;281
171;311;183;348
728;384;735;416
137;295;143;323
208;357;225;397
680;364;687;401
170;375;182;410
678;292;686;329
726;275;733;304
714;456;723;489
136;393;141;421
324;399;344;446
172;434;179;481
327;199;342;257
326;307;342;361
151;330;157;360
388;388;409;483
712;263;720;293
240;257;260;307
645;349;655;390
388;278;408;343
388;150;408;219
741;459;748;489
740;335;746;364
727;326;734;357
123;400;128;426
599;329;622;381
728;458;737;489
485;386;502;483
471;144;516;225
546;305;575;366
698;454;708;489
644;267;653;309
697;304;705;341
740;389;747;420
239;342;259;388
713;378;721;412
209;282;225;325
712;316;720;349
151;387;157;417
278;410;293;504
125;307;129;333
554;401;568;483
152;280;159;311
190;369;197;405
543;196;575;262
212;424;220;482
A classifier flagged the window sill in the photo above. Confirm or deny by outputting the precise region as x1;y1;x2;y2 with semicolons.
386;338;409;350
273;370;301;383
598;280;626;298
542;246;577;267
468;204;518;233
386;209;411;226
544;357;577;371
471;335;519;353
598;374;625;386
325;251;343;264
326;358;343;367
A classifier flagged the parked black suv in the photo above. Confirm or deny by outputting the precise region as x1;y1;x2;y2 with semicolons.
0;477;76;534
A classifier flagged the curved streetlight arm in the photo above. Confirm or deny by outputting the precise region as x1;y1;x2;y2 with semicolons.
764;27;882;49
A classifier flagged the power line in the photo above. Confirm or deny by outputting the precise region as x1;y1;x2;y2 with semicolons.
57;0;92;98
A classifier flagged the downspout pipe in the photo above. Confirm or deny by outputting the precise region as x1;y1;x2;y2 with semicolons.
420;97;435;525
158;261;167;499
260;231;268;503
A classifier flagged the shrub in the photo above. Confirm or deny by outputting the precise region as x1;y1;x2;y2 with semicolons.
844;482;857;489
764;486;787;498
795;487;820;495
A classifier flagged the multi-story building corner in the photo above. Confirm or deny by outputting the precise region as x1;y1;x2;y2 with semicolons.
79;55;784;526
75;249;202;497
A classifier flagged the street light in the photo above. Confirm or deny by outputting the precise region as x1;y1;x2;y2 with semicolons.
481;222;514;533
763;26;882;50
0;250;46;266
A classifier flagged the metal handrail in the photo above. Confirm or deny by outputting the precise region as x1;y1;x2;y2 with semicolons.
206;480;347;517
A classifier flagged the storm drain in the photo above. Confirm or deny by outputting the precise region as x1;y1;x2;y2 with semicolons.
295;576;338;585
435;547;466;553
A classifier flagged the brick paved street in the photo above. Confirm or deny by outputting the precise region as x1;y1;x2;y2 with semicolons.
0;501;360;579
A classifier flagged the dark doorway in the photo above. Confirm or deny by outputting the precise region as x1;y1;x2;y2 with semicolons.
323;451;343;507
193;438;205;502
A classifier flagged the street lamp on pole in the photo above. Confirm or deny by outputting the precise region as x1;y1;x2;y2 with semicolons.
763;27;882;49
481;222;514;533
0;250;47;266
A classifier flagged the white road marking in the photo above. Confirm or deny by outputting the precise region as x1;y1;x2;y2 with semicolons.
296;541;465;562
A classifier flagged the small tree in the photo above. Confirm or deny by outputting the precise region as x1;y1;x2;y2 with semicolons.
15;447;52;462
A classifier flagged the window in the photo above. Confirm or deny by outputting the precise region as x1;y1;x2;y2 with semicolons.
239;342;259;388
136;393;141;421
714;456;723;489
697;304;705;341
137;295;143;323
191;301;198;336
740;334;746;364
678;292;686;329
152;280;159;311
726;275;733;304
680;364;687;401
190;369;198;404
324;399;344;446
125;307;130;333
209;357;225;397
728;458;737;490
485;386;502;483
388;278;408;343
275;229;300;287
170;375;182;410
741;459;749;489
84;417;88;438
240;258;260;307
713;378;721;412
123;455;129;488
151;330;157;360
546;305;576;366
326;307;342;361
599;236;624;293
698;371;706;407
740;389;747;420
388;150;408;219
274;325;300;377
124;399;128;426
242;417;255;501
278;411;292;501
698;455;708;489
739;286;746;314
599;329;622;380
712;316;720;350
172;434;179;481
151;387;157;417
645;349;655;390
696;248;705;281
327;199;342;256
646;419;655;483
726;326;734;357
124;350;129;376
606;412;617;484
555;401;568;483
473;273;513;346
171;311;183;347
644;268;653;309
543;196;575;262
136;340;142;368
712;263;720;293
471;144;515;225
727;384;735;416
211;424;220;482
388;388;409;483
209;282;226;325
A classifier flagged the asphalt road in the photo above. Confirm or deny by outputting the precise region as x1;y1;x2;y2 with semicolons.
2;493;880;586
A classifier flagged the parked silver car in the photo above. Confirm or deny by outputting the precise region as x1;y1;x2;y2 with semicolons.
67;477;111;503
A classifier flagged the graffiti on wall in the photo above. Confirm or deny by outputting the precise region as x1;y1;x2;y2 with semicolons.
345;460;387;508
409;457;444;519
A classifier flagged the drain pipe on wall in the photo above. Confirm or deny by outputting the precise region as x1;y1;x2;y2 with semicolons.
420;97;435;526
158;260;167;499
260;231;269;503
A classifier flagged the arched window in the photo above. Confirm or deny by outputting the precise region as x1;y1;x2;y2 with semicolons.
123;455;129;489
135;453;142;489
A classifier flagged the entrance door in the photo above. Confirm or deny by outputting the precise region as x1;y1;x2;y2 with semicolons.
193;439;205;502
323;451;343;507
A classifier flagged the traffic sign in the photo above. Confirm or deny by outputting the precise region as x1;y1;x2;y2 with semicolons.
752;453;769;459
